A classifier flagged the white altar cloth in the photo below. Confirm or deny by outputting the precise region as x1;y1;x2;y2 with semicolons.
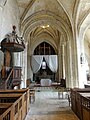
40;79;52;86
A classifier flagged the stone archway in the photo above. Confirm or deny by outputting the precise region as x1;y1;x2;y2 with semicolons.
21;10;77;88
32;42;58;83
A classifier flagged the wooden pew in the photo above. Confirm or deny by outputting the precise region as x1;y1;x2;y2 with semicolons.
0;93;22;103
84;84;90;88
0;88;30;113
81;96;90;120
0;105;12;120
76;92;90;120
0;103;12;116
71;88;90;119
0;93;23;120
0;88;30;120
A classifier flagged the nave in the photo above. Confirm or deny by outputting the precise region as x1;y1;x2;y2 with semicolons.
25;91;79;120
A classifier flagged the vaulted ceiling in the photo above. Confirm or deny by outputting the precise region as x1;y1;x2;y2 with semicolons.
17;0;90;23
17;0;90;51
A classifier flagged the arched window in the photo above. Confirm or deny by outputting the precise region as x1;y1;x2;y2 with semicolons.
34;42;56;55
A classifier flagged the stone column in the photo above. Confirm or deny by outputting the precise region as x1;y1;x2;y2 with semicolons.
20;42;28;88
78;34;87;88
65;41;73;88
58;35;63;82
88;64;90;74
61;44;65;79
27;38;33;81
79;53;87;88
58;50;61;82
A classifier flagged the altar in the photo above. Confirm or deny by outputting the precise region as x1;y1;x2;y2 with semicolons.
40;79;52;86
32;55;58;83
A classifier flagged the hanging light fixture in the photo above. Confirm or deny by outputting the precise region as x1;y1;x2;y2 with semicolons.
41;24;49;28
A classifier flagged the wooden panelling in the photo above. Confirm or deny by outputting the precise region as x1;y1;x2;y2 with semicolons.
0;88;30;120
71;88;90;120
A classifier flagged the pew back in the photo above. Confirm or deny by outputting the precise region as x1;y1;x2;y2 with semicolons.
0;88;30;120
71;88;90;113
82;96;90;120
0;88;30;112
71;88;90;120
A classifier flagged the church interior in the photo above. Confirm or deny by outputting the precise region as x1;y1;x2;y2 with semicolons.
0;0;90;120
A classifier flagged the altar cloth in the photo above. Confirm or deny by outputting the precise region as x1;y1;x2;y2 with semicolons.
40;79;52;86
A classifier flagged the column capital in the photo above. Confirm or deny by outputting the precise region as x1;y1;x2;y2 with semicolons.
60;42;66;46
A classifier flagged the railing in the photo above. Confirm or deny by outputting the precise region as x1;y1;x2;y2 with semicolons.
71;88;90;120
82;96;90;110
0;88;30;120
0;93;24;120
82;96;90;120
5;68;13;89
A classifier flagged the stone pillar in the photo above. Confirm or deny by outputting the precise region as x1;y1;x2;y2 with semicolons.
20;42;28;88
78;35;87;88
61;44;65;79
79;53;87;88
27;39;33;82
58;35;63;82
58;51;61;82
88;64;90;74
58;34;66;82
65;41;73;88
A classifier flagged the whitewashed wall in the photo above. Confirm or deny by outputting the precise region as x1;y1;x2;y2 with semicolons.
0;0;20;66
0;0;28;88
0;0;20;40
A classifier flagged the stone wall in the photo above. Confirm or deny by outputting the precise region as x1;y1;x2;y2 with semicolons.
0;0;27;88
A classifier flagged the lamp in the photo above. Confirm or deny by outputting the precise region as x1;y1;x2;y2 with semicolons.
41;25;49;28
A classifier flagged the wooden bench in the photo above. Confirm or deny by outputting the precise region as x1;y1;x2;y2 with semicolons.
76;92;90;120
71;88;90;120
0;88;30;113
81;96;90;120
0;103;12;116
0;88;30;120
0;93;24;120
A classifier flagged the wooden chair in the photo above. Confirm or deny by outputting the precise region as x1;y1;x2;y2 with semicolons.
29;89;35;103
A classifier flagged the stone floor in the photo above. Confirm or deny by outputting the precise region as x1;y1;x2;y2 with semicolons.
25;91;79;120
